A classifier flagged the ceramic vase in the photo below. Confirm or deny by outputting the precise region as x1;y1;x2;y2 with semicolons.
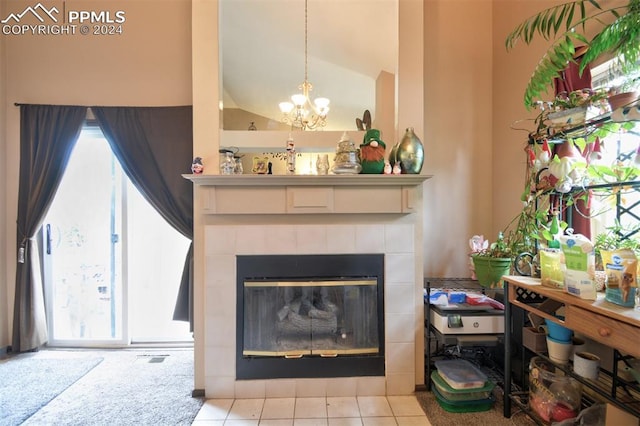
390;127;424;174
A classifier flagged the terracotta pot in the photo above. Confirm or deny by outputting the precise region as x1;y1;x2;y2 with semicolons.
554;140;582;160
608;91;640;111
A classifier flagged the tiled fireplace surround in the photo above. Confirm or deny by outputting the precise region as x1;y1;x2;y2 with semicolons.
189;175;429;399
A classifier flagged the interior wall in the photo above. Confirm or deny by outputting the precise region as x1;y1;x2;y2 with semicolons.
422;0;494;278
0;0;8;350
492;0;625;237
2;0;192;350
492;1;562;242
191;0;218;393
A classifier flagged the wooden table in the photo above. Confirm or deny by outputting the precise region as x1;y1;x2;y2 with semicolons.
502;275;640;420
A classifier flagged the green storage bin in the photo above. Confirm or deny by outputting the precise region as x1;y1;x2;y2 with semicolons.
431;371;494;401
432;385;494;413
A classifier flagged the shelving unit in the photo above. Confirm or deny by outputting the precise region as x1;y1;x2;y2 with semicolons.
424;278;505;389
503;275;640;424
503;109;640;423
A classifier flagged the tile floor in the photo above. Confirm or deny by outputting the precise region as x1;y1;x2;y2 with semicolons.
192;396;432;425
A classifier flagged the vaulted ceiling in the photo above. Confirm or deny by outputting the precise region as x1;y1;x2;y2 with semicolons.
220;0;398;130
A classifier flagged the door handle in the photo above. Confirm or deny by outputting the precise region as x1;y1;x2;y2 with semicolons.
46;224;52;254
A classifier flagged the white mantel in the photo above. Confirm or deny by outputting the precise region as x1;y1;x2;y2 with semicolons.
184;174;429;186
188;174;430;398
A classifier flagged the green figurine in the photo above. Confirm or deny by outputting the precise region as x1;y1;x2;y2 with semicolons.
359;129;386;174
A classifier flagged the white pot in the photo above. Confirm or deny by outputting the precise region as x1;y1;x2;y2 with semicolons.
573;352;600;380
547;105;601;128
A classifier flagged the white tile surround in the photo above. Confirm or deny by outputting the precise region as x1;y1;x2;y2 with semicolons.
188;175;429;399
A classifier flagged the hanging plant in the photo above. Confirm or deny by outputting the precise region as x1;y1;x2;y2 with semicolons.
506;0;640;108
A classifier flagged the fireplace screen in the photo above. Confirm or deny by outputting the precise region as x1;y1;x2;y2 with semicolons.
236;254;385;379
243;279;379;357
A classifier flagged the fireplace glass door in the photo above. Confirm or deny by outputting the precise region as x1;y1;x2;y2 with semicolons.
236;254;385;379
243;279;379;357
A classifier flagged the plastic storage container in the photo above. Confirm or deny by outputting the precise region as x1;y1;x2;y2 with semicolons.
432;385;494;413
434;359;488;389
430;371;494;401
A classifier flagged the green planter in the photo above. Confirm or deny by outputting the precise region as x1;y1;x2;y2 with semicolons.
472;256;512;289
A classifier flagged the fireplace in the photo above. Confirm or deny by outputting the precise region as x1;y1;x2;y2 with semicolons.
237;254;385;380
186;174;429;398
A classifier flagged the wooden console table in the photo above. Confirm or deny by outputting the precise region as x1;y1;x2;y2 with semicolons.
502;275;640;421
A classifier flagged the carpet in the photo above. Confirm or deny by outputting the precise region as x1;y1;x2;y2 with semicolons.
415;388;536;426
20;349;203;426
0;354;103;426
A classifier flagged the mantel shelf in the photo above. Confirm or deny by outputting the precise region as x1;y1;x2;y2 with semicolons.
183;174;432;187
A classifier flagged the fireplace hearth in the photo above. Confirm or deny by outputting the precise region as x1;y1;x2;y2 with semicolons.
236;254;385;380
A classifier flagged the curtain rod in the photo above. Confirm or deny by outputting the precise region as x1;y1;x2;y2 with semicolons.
14;102;90;107
14;103;193;107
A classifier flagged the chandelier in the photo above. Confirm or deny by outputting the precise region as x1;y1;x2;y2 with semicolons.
278;0;330;130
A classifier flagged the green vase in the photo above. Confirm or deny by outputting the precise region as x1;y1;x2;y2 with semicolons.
389;127;424;174
471;256;512;289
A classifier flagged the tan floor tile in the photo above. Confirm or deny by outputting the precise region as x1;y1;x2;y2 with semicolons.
259;420;294;426
293;419;329;426
356;397;393;417
361;417;397;426
326;397;360;418
194;399;234;421
295;397;328;419
228;399;265;420
327;418;363;426
262;398;296;419
386;396;425;416
225;420;260;426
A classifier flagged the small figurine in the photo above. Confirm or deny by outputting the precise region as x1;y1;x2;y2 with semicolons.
392;162;402;175
359;129;386;174
191;157;204;174
356;109;372;131
316;154;330;175
383;161;392;174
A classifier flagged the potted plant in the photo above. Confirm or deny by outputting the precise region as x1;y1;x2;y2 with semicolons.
505;0;640;108
470;232;515;288
546;88;610;128
605;62;640;111
594;221;640;267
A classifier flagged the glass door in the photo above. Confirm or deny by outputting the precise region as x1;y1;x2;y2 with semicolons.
43;127;126;345
42;125;193;346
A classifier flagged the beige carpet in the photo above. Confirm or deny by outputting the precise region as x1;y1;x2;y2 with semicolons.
415;388;536;426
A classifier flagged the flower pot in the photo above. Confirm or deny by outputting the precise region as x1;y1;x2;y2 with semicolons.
547;105;601;128
471;256;511;289
607;91;639;111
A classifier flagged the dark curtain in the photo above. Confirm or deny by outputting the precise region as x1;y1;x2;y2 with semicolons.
91;106;194;328
13;105;87;352
553;49;592;238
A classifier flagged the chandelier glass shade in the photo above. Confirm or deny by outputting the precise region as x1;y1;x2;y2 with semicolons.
278;0;330;130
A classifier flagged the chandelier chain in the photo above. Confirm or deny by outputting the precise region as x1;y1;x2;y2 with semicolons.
304;0;308;84
278;0;329;130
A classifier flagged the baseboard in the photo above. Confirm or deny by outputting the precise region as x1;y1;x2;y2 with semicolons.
192;389;205;398
414;384;428;392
